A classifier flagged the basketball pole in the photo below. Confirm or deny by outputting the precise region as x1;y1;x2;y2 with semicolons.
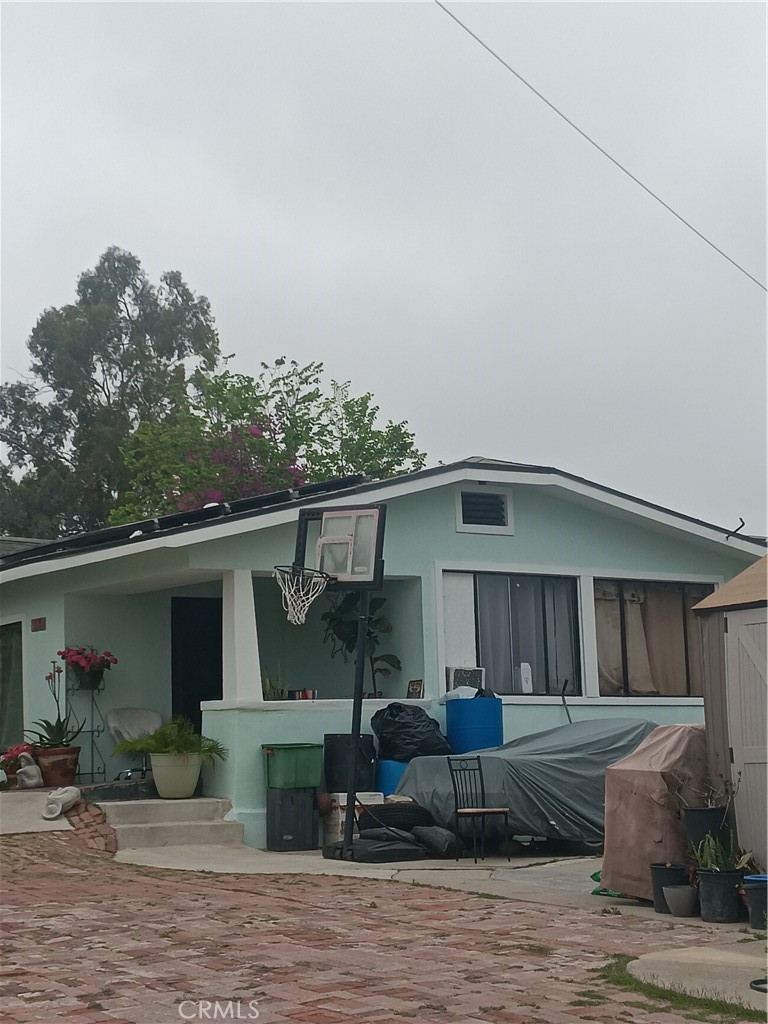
341;589;370;858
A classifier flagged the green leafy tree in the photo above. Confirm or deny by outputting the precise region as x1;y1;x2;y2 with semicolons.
110;358;426;524
0;248;220;536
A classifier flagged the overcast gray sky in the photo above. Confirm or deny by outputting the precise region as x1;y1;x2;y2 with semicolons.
2;1;766;533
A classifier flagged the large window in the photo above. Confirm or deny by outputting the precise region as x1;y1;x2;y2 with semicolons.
594;580;713;697
474;573;581;696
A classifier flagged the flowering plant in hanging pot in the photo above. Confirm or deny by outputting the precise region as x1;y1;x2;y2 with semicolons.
58;645;118;690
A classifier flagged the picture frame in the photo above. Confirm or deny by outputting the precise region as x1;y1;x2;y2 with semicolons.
406;679;424;699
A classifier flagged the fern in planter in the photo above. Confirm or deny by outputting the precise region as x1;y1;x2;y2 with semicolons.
112;716;228;767
321;592;401;694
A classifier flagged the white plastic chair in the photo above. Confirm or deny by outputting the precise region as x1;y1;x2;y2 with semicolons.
107;707;162;780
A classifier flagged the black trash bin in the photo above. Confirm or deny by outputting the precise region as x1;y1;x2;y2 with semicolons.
324;733;376;793
266;788;319;851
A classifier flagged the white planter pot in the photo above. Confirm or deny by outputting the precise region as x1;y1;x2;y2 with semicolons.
150;753;202;799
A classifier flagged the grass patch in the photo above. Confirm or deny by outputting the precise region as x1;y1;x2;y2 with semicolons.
593;954;765;1022
574;990;608;1002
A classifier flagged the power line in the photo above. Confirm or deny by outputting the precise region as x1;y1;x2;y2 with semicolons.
434;0;766;292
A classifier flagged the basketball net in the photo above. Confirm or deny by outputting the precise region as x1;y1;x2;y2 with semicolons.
274;566;332;625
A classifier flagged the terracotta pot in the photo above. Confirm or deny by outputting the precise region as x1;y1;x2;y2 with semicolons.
2;767;18;789
34;746;81;787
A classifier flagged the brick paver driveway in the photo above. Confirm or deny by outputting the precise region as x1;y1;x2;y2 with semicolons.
0;833;750;1024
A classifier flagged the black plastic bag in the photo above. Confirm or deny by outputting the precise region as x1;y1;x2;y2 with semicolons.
322;839;429;863
358;827;421;844
411;825;462;858
371;702;451;762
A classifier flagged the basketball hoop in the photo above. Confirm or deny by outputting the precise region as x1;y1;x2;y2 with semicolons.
274;565;332;625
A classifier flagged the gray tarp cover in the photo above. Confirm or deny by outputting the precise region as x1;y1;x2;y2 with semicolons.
396;718;658;843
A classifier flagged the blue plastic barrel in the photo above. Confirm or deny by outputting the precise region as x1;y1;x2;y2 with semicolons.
375;759;408;796
446;697;503;754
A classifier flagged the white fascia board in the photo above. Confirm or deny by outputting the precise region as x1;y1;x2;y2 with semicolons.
1;466;762;584
0;471;474;583
473;470;764;557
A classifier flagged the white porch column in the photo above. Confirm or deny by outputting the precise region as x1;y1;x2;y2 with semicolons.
221;570;264;702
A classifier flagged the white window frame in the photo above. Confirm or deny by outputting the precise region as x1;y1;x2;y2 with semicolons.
435;561;721;704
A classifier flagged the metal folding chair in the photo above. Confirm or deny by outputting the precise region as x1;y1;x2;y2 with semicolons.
448;756;510;863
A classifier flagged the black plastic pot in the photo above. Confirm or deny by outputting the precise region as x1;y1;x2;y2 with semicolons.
698;869;743;923
744;876;768;931
650;864;689;914
684;806;728;850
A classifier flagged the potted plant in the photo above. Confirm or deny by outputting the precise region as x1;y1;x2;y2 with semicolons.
58;644;118;690
662;882;699;918
674;769;741;850
25;661;85;786
691;833;753;924
649;861;690;914
0;742;35;789
262;672;286;701
321;593;401;694
112;716;228;799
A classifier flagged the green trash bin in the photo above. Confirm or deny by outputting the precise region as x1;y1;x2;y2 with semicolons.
262;743;323;788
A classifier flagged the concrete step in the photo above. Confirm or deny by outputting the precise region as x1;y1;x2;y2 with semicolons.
98;798;232;826
111;820;245;850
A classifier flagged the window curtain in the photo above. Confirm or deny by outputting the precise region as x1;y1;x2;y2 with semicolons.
476;574;513;693
595;581;711;696
509;576;545;693
476;575;580;695
543;578;579;694
595;581;625;694
0;623;23;751
638;584;686;696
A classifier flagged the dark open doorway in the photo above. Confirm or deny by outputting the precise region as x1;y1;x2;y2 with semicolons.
0;622;24;751
171;598;222;732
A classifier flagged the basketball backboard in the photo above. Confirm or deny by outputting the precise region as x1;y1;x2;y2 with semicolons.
293;504;386;590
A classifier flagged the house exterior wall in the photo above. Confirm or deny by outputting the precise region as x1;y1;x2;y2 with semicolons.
0;565;219;775
200;697;711;848
1;476;759;844
195;482;756;848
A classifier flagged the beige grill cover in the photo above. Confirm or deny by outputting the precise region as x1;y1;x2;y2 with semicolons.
601;724;708;901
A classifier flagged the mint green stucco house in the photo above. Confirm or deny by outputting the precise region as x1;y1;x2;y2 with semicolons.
1;458;763;847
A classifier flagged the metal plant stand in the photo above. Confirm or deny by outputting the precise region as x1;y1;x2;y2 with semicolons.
67;678;106;783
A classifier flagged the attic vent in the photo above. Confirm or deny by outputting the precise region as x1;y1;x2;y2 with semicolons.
461;491;507;527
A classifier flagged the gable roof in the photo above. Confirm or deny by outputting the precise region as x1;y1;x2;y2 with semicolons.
1;457;764;581
693;555;768;612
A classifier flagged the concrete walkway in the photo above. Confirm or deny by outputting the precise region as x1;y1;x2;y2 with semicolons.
114;844;768;1014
